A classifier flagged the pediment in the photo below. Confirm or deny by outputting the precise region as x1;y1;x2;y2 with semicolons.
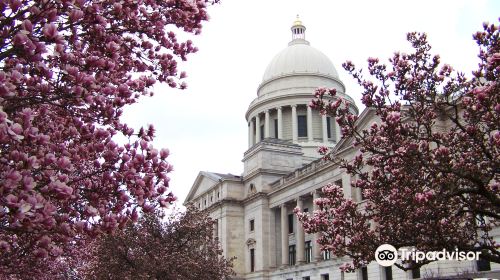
183;172;219;205
333;107;379;153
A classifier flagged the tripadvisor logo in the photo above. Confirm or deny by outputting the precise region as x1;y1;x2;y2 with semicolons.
375;244;398;266
374;244;482;267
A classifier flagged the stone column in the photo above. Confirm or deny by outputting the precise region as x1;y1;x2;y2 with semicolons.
312;190;322;261
249;119;254;147
322;115;328;143
307;105;313;142
342;173;352;199
291;105;297;143
264;110;270;138
281;204;289;266
255;115;261;143
277;107;283;139
335;119;341;143
296;198;305;264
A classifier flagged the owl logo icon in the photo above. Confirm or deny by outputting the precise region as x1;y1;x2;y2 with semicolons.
375;244;398;266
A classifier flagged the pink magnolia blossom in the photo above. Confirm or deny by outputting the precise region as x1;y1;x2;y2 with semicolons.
42;23;58;39
0;0;219;278
298;22;500;271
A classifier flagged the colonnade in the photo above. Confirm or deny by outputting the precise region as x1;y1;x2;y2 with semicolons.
280;190;323;267
248;104;341;147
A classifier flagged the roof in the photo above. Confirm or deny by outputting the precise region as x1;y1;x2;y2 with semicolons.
202;171;241;181
183;171;242;205
261;41;339;84
260;18;339;86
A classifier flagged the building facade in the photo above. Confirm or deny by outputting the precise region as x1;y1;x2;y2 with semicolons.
184;18;499;280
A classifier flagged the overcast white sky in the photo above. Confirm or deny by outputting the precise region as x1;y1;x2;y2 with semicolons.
121;0;499;206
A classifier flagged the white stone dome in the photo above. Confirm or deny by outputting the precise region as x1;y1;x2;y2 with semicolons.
261;41;339;84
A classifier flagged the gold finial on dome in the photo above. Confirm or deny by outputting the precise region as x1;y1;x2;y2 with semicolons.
291;15;306;42
293;14;303;26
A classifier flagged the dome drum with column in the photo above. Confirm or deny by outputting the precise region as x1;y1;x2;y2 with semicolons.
246;17;358;160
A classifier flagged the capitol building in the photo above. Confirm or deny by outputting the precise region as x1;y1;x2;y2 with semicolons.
184;18;499;280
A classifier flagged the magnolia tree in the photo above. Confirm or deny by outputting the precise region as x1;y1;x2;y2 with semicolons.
296;22;499;271
0;0;218;277
82;208;234;280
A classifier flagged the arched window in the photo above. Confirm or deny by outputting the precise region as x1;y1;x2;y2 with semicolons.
246;238;256;272
249;183;256;195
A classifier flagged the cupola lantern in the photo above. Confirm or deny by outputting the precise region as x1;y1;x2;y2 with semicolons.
291;15;306;41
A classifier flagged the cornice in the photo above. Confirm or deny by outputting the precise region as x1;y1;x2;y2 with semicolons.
242;168;291;182
200;198;244;212
242;191;269;205
242;139;302;160
257;72;345;93
268;158;336;197
246;93;322;119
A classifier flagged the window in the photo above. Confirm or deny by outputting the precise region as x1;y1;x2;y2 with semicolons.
326;116;332;138
250;248;255;272
303;208;308;213
305;241;312;263
210;195;213;202
477;257;491;271
302;277;310;280
298;115;307;137
249;219;255;232
288;214;294;234
289;245;296;265
260;124;264;140
321;274;330;280
411;267;420;279
322;250;331;260
249;184;256;194
384;266;393;280
217;191;220;199
361;266;368;280
274;119;278;138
